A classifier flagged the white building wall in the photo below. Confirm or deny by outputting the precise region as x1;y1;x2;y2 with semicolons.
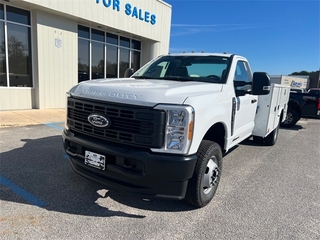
35;11;78;109
0;88;34;110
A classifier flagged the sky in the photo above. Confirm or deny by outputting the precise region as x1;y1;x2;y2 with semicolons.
165;0;320;75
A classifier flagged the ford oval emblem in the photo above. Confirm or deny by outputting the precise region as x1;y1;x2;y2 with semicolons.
87;114;110;128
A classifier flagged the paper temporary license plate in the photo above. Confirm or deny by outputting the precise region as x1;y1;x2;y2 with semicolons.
84;150;106;170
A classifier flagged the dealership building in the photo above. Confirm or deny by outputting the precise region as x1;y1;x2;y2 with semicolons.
0;0;171;110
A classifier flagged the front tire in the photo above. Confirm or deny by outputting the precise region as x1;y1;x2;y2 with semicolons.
185;140;222;208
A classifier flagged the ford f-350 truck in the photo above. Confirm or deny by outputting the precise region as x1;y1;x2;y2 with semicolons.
62;53;289;207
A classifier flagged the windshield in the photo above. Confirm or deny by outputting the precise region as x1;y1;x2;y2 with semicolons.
132;55;231;83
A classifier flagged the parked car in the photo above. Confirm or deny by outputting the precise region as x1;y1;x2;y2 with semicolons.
281;88;320;127
290;88;307;93
308;88;320;95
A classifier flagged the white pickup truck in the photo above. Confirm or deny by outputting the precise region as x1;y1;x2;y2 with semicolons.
62;53;290;207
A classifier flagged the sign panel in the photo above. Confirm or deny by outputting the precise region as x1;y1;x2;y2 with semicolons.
280;76;308;89
95;0;157;25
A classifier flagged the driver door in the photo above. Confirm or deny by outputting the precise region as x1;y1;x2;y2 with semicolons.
232;61;258;142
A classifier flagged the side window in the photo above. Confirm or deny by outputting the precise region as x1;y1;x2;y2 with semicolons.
234;61;252;95
234;61;251;82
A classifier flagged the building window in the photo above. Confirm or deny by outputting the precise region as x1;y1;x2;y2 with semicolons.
78;25;141;82
132;39;141;50
107;33;118;45
78;38;90;82
0;4;3;20
106;45;117;78
0;22;6;87
92;41;104;79
0;4;32;87
120;36;130;48
131;39;141;76
131;50;141;75
92;28;104;42
7;6;30;25
78;25;89;39
119;48;129;78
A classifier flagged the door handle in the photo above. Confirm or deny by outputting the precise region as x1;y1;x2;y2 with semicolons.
251;99;257;104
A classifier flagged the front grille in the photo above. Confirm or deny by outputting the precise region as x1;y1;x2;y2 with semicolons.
67;97;166;148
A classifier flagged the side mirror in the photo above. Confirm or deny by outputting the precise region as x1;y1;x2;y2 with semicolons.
252;72;271;95
124;68;134;78
234;81;252;97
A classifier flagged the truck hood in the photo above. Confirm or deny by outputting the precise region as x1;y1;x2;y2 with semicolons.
70;78;223;106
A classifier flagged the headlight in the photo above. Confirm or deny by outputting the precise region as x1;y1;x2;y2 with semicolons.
64;92;71;130
151;104;194;154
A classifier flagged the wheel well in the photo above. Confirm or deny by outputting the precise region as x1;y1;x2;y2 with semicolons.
203;123;226;152
288;101;301;117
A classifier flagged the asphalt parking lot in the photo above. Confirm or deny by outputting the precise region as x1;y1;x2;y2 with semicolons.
0;119;319;239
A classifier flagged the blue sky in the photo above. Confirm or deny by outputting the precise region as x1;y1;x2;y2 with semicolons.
165;0;319;75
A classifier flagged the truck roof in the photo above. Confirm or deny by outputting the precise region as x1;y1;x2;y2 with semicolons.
167;52;235;58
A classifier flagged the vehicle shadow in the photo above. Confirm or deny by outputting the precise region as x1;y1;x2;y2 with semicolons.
280;124;304;131
238;137;269;147
0;135;195;218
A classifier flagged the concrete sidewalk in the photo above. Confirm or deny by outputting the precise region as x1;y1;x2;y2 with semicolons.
0;109;65;128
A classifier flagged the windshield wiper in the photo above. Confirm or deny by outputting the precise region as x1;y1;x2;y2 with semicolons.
161;76;194;82
132;76;155;79
133;75;195;82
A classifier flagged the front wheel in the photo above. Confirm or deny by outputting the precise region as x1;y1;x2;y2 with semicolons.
185;140;222;208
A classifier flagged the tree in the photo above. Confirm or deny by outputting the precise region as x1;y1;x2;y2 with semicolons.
7;35;27;58
291;71;308;76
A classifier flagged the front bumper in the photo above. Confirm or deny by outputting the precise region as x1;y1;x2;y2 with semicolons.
62;129;197;200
